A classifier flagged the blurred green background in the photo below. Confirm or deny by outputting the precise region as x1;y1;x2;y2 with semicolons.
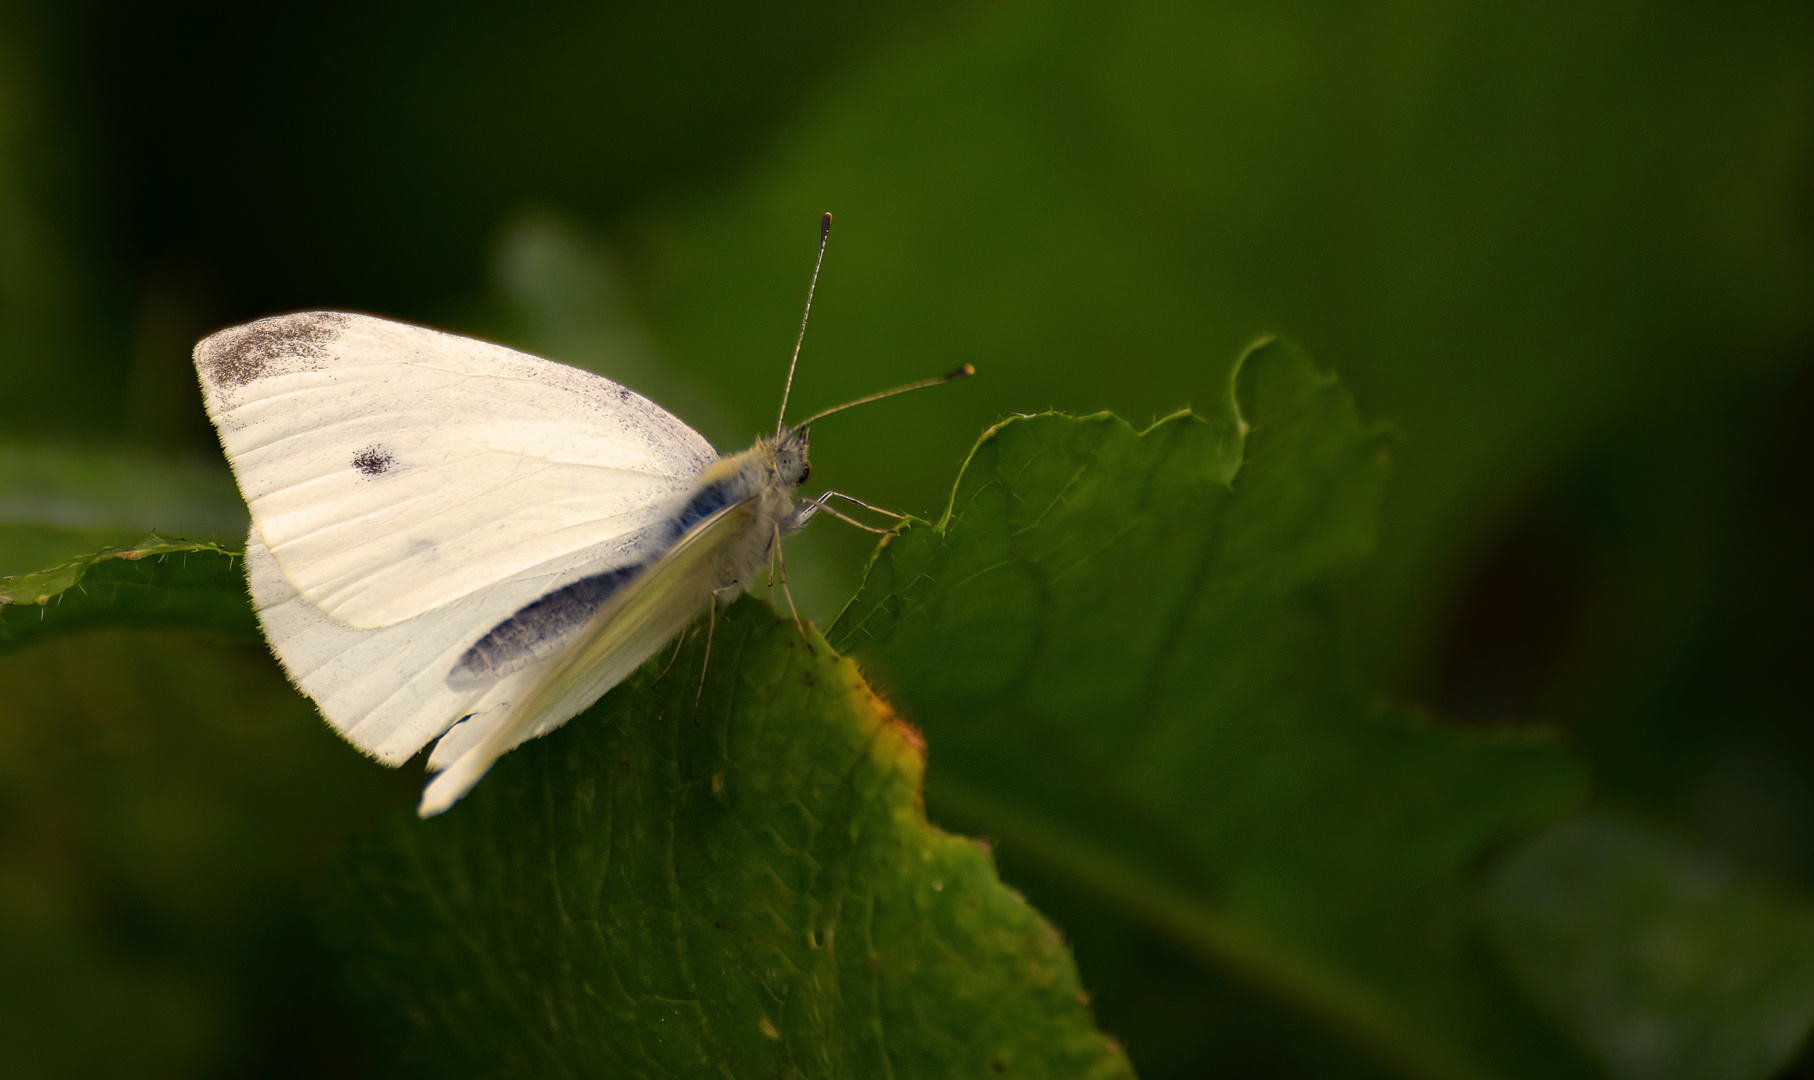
1;0;1810;1076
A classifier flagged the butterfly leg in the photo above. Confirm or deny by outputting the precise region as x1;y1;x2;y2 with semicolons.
693;583;743;723
817;504;895;534
822;490;908;520
652;626;690;687
792;491;899;534
770;520;813;650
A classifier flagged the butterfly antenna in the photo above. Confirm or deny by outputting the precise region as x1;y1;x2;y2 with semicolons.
791;363;975;430
776;212;833;437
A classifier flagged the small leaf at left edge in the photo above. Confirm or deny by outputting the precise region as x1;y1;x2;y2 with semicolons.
0;534;252;650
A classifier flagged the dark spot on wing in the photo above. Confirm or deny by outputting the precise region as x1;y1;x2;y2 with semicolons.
447;563;646;689
351;445;396;476
194;311;348;389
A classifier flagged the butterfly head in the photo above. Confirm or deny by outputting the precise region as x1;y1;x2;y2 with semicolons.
773;426;811;489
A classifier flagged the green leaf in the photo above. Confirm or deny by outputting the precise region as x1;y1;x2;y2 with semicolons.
829;339;1590;1079
0;534;253;650
0;443;252;649
0;443;246;575
1483;814;1814;1080
326;599;1133;1079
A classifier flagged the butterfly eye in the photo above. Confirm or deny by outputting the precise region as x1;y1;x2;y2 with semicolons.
799;463;811;485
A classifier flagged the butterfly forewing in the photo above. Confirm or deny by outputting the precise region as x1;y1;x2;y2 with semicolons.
196;312;718;629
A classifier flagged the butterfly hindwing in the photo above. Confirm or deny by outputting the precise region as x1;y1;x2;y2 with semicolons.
245;525;639;764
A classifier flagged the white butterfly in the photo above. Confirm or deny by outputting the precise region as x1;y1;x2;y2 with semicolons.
192;218;968;816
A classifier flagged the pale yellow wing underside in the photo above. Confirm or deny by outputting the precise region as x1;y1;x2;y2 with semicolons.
418;498;762;816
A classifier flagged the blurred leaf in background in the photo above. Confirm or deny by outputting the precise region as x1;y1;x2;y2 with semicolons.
1486;815;1814;1080
1;0;1810;1076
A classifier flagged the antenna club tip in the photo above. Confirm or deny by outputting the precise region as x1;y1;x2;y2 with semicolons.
948;363;976;380
820;212;833;238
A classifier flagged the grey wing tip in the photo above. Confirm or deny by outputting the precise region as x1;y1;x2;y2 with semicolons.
194;310;354;390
